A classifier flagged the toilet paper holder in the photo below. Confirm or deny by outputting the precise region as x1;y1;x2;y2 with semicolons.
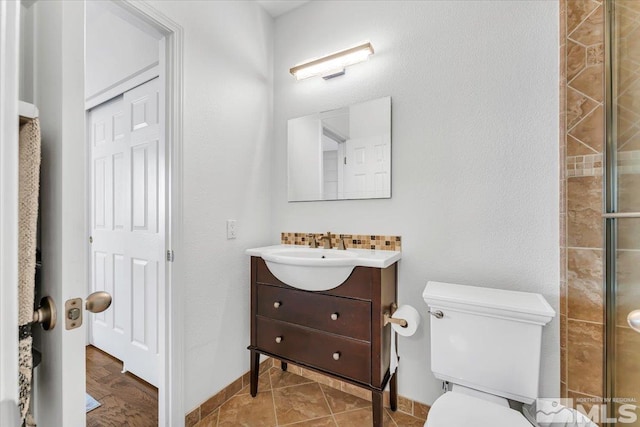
384;303;408;328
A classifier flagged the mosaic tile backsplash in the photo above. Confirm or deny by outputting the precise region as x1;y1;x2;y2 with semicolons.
281;232;401;251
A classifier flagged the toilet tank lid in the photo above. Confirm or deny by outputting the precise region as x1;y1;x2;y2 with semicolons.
423;281;556;324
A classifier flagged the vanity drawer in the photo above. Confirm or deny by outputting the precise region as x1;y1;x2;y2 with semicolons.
256;316;371;384
257;284;371;342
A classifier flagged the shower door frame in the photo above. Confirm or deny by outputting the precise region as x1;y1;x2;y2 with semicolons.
603;0;615;423
603;0;640;423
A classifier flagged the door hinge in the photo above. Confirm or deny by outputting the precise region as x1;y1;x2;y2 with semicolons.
343;157;347;165
166;250;174;262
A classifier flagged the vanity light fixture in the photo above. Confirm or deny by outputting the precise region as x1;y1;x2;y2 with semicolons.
289;41;374;80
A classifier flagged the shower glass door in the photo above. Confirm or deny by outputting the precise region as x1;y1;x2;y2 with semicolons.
607;1;640;424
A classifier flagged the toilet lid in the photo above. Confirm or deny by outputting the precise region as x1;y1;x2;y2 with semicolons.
426;392;533;427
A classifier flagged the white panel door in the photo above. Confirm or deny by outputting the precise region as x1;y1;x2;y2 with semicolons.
343;135;390;199
90;78;163;387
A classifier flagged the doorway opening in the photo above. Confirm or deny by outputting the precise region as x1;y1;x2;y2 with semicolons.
83;2;183;425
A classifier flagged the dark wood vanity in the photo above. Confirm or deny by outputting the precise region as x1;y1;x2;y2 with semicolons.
248;256;398;427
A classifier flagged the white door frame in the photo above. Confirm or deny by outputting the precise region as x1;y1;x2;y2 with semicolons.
85;2;184;426
0;1;21;425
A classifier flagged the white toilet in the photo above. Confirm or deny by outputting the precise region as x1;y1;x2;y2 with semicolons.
422;281;556;427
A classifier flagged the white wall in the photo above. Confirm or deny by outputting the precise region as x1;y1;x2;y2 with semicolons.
288;115;322;200
144;0;274;413
85;0;160;101
272;0;560;405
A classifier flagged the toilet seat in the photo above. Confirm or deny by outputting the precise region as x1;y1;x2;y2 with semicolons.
425;391;533;427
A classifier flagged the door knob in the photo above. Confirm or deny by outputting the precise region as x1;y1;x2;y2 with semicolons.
65;291;113;330
33;296;57;331
628;310;640;333
86;291;112;313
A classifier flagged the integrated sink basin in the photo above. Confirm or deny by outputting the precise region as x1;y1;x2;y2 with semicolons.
246;245;401;291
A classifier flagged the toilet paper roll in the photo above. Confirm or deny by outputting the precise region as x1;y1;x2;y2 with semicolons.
389;304;421;375
391;304;421;337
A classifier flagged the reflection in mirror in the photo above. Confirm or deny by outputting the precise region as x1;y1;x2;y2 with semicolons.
287;96;391;201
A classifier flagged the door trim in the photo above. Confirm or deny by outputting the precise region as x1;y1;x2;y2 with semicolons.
0;1;20;424
86;2;184;425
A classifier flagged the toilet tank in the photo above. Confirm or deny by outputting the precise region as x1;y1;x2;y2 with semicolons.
423;281;555;404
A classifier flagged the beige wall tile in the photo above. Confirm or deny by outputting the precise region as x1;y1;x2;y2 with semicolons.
568;248;604;323
567;176;604;248
567;135;597;156
567;41;586;81
567;105;604;151
587;43;604;66
567;88;598;130
567;320;604;397
224;377;243;401
185;407;200;427
569;4;604;46
200;389;226;419
568;390;600;415
561;314;568;349
567;0;599;34
561;346;567;383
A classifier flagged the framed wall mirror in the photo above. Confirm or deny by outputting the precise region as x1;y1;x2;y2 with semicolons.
287;96;391;202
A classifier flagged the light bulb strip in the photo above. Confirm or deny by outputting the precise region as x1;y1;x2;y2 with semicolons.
290;41;374;80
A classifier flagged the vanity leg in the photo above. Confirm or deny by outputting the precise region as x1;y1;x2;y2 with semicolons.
390;371;398;411
372;390;384;427
281;361;288;372
250;350;259;397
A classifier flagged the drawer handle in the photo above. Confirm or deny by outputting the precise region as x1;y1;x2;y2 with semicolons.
332;352;340;360
275;336;283;344
274;301;281;308
330;313;339;320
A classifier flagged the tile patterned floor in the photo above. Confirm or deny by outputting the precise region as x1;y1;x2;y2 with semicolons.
194;366;425;427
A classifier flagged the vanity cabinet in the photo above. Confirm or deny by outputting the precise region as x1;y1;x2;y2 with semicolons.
248;256;398;427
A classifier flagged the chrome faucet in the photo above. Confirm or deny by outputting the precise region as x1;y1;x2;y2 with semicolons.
320;232;332;249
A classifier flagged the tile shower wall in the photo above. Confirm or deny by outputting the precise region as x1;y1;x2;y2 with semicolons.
560;0;605;400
